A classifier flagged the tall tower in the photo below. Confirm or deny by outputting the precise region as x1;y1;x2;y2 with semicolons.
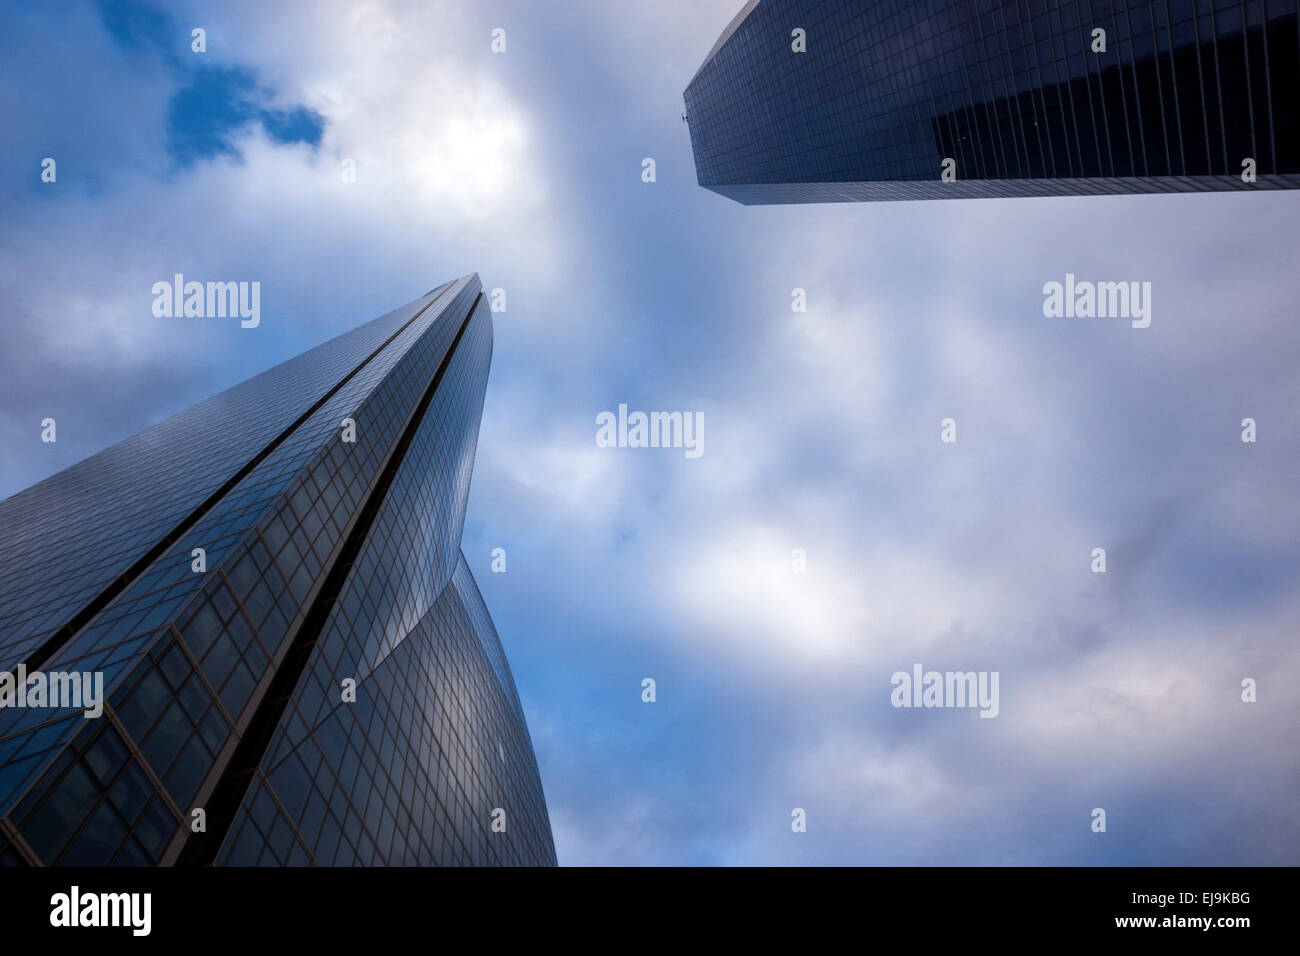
684;0;1300;203
0;274;556;866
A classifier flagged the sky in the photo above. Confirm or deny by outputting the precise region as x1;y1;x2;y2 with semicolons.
1;0;1298;865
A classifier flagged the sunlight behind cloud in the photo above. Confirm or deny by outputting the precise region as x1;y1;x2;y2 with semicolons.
405;104;532;217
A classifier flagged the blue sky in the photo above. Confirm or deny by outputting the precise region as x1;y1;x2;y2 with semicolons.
2;0;1298;865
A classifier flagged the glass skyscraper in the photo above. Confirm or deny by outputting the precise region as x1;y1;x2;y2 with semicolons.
684;0;1300;202
0;274;557;867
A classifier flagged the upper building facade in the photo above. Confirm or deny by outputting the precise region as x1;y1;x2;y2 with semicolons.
684;0;1300;202
0;274;556;867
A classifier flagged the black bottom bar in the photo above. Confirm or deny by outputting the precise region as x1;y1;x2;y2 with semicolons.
0;865;1286;942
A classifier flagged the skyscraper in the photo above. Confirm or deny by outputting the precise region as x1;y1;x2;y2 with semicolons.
0;274;557;867
684;0;1300;203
